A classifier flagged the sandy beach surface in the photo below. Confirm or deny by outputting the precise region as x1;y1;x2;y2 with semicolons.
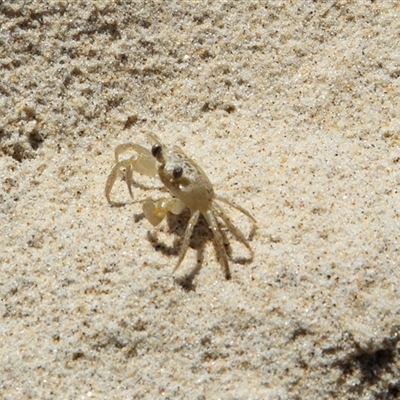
1;1;400;399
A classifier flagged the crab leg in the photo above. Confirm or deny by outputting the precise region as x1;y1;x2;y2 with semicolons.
173;210;200;273
204;209;231;279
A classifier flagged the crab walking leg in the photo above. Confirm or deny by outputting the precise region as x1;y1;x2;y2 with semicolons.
212;201;254;259
214;195;256;223
204;209;231;279
173;210;200;273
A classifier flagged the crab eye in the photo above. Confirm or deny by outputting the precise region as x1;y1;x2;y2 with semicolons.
151;144;162;158
173;166;183;179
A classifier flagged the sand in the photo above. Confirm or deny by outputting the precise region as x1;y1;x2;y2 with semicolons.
1;1;400;398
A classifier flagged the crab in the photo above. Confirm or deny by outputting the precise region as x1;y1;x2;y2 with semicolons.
105;133;256;279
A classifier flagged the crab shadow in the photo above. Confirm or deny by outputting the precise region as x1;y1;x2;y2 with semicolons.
141;208;253;290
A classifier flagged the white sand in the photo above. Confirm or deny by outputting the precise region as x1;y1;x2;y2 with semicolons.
1;1;400;398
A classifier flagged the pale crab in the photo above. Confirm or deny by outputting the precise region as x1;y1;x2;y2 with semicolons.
105;133;256;279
